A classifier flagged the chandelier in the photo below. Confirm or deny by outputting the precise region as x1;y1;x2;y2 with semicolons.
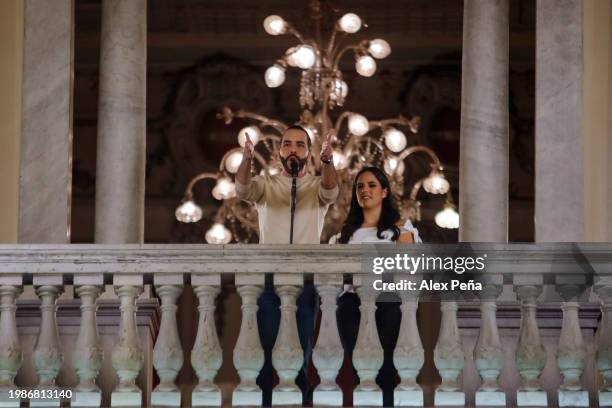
175;1;459;244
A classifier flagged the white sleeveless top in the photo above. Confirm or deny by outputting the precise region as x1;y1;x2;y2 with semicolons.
329;220;422;244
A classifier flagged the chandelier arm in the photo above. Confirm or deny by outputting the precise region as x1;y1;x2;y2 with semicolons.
325;28;339;66
232;110;288;134
399;146;442;169
287;25;307;44
184;172;219;199
333;111;352;135
332;44;359;69
410;178;426;200
369;115;411;129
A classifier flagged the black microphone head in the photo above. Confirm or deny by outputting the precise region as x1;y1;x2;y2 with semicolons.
290;159;299;176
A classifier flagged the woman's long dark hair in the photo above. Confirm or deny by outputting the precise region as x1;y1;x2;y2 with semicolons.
338;166;401;243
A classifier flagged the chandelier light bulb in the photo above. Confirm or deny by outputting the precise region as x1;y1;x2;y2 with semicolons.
383;156;405;176
265;64;286;88
238;126;261;147
225;151;244;174
332;150;349;169
205;223;232;244
175;199;203;223
356;55;376;77
212;177;236;200
435;204;459;229
339;13;362;33
263;15;287;35
383;127;407;152
423;171;450;194
348;113;369;136
368;39;391;59
294;45;316;69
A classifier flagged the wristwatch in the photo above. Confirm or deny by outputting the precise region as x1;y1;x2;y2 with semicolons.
320;156;332;165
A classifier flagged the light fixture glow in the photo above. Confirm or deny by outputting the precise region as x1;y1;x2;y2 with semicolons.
423;170;450;194
225;151;244;174
265;64;286;88
435;204;459;229
332;150;349;169
348;113;369;136
175;200;203;223
355;55;376;77
294;45;316;69
263;15;287;35
339;13;362;33
212;177;236;200
238;126;261;147
384;156;405;176
383;128;407;152
205;223;232;244
368;39;391;59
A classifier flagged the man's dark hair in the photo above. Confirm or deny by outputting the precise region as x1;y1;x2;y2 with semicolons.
283;125;312;149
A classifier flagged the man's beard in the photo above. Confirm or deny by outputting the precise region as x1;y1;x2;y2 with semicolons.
281;154;308;175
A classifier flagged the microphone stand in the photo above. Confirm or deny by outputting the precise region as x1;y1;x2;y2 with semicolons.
290;161;298;244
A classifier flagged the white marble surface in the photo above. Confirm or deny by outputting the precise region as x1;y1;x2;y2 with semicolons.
19;0;73;243
517;390;547;406
94;0;147;244
558;390;589;407
459;0;509;242
535;0;584;242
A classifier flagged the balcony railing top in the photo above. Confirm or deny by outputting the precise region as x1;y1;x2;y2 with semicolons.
0;243;611;276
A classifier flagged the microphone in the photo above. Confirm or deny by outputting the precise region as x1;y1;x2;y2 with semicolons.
290;159;299;177
289;159;298;244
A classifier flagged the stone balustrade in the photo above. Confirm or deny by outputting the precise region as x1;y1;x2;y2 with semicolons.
0;244;610;407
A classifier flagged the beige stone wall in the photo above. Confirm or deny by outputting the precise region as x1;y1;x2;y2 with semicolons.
0;0;23;243
584;0;612;241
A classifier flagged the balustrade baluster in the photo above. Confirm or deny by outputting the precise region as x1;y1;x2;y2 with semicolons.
556;282;589;407
111;276;144;408
232;275;265;406
191;275;223;407
596;284;612;407
312;275;344;407
72;282;103;408
32;279;64;408
352;277;384;406
152;277;184;407
0;284;22;408
271;274;304;406
474;283;505;407
393;290;424;407
515;284;547;407
433;301;465;407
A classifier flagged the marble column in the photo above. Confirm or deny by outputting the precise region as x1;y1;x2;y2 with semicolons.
94;0;147;243
191;276;223;407
312;275;344;407
232;275;265;406
515;285;547;407
393;291;424;407
459;0;509;242
535;0;584;241
0;285;22;408
19;0;73;243
271;275;303;406
152;284;184;407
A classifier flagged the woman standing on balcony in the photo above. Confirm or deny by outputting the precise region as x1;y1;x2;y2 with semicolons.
330;166;421;244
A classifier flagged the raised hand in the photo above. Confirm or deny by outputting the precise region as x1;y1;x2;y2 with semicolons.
243;132;254;160
320;129;334;163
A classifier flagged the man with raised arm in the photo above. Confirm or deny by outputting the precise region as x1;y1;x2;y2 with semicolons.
235;125;339;244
